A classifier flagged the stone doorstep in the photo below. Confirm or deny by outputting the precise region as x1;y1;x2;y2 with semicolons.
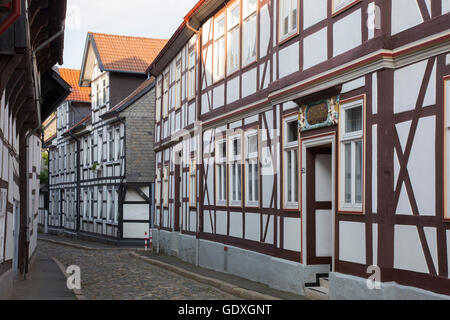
320;277;329;289
129;252;281;301
304;286;330;301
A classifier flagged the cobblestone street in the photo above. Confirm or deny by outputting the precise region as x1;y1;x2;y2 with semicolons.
38;240;237;300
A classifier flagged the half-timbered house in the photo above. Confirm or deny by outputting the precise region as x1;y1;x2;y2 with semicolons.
0;0;69;298
47;33;166;245
150;0;450;299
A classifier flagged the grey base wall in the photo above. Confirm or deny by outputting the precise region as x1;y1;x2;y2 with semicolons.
329;272;450;300
0;269;13;300
154;229;329;295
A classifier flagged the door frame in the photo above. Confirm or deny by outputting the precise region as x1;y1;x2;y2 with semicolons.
301;132;336;271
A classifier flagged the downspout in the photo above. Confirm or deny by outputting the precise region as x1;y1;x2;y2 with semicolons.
23;18;65;277
184;16;202;267
0;0;21;35
68;131;81;234
113;113;126;242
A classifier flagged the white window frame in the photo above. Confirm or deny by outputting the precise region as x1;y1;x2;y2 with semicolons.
187;48;196;100
114;189;119;223
245;129;259;207
339;98;365;213
242;0;258;66
108;129;114;162
98;133;103;162
156;79;162;122
155;169;161;205
214;13;226;82
175;62;182;110
283;115;299;209
228;131;243;207
227;1;241;75
114;127;120;160
163;166;169;207
444;78;450;220
0;189;7;218
189;159;197;207
163;72;170;118
98;189;103;219
215;139;227;206
332;0;359;15
279;0;299;41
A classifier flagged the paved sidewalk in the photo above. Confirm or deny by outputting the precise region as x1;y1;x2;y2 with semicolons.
8;253;75;300
38;232;306;300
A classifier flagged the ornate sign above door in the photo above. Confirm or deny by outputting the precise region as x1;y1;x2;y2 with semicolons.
298;96;340;132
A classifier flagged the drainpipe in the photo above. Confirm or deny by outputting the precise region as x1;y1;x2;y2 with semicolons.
184;16;202;267
23;20;65;277
68;131;81;234
0;0;21;36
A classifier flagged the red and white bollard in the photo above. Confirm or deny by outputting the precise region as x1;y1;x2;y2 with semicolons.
149;230;153;251
145;232;148;251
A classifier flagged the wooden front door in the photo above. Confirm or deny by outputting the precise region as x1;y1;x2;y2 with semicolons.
306;145;333;265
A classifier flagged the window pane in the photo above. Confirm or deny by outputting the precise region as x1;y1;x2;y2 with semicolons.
291;0;297;31
248;135;257;154
228;5;240;29
237;164;241;200
248;162;253;201
243;15;257;64
244;0;257;16
287;121;298;143
355;140;363;204
227;28;240;72
215;17;225;37
294;150;298;202
345;106;363;133
344;143;352;203
254;163;259;201
287;151;292;202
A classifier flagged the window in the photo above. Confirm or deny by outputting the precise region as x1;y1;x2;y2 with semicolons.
283;117;298;209
102;78;109;106
114;127;120;160
445;78;450;220
155;169;161;205
187;49;196;100
83;138;88;166
227;3;240;74
332;0;359;15
228;133;242;206
245;130;259;206
108;129;114;162
189;159;197;207
90;189;95;218
163;166;169;207
279;0;298;41
83;191;88;218
156;80;162;122
216;140;227;205
96;84;101;108
339;98;365;212
90;136;95;165
114;189;119;223
243;0;257;66
0;189;6;217
98;190;103;219
163;73;169;118
107;189;114;222
175;62;182;110
98;134;103;162
214;14;226;81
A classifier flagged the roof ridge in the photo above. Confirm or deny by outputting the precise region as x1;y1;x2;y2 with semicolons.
88;31;168;42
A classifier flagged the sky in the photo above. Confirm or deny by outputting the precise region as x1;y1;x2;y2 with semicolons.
61;0;198;69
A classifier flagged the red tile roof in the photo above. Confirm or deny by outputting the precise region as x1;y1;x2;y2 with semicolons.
59;68;91;102
90;32;168;74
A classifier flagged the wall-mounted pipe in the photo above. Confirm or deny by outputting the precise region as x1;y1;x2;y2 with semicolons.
0;0;21;36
